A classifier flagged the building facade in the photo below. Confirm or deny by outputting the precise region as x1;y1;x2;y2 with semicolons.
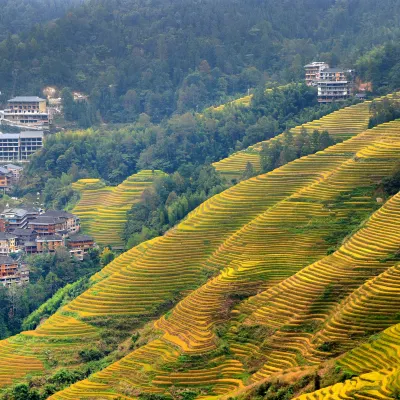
67;235;95;260
0;256;28;286
0;208;39;231
0;97;50;129
0;233;17;255
317;68;354;103
36;235;63;253
0;132;44;162
304;62;330;86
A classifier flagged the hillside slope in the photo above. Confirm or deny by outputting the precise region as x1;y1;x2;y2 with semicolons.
2;0;400;121
1;105;400;398
212;101;371;180
214;93;400;181
72;170;166;247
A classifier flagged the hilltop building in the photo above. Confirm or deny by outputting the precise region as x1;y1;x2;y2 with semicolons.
0;131;44;162
304;62;330;86
304;62;355;103
0;96;51;129
317;68;354;103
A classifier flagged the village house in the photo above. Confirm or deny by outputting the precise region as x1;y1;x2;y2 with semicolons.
2;164;23;184
67;235;96;260
0;256;28;286
35;235;63;253
12;228;37;251
41;210;80;234
0;232;17;255
28;210;80;236
1;207;39;231
0;206;91;258
0;166;12;192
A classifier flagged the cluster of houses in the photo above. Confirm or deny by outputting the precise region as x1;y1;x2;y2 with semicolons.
0;207;95;286
304;62;367;103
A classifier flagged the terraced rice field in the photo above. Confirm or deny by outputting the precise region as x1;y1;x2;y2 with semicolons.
295;324;400;400
215;93;400;181
1;105;400;399
213;101;372;180
72;170;166;247
36;121;400;398
205;86;285;112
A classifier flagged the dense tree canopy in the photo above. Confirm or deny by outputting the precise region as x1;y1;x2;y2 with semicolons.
0;0;399;122
0;0;84;40
357;42;400;94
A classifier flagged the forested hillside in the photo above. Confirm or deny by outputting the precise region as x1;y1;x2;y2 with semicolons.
0;0;399;121
0;0;84;40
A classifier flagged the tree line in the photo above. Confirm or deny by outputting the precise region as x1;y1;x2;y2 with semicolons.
0;0;399;122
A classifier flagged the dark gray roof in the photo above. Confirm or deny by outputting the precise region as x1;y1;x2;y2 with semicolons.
29;216;59;225
42;210;75;219
0;255;16;264
12;228;36;237
0;167;11;175
20;131;44;138
8;96;46;103
36;235;63;241
0;232;16;240
68;235;94;242
2;208;28;218
0;132;44;139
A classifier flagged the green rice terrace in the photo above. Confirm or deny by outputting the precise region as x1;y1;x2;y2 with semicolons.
72;170;166;247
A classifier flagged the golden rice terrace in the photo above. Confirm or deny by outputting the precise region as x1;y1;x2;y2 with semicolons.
1;95;400;400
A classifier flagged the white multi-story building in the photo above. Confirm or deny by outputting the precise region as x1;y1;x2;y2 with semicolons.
317;68;354;103
305;62;355;103
0;131;43;162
